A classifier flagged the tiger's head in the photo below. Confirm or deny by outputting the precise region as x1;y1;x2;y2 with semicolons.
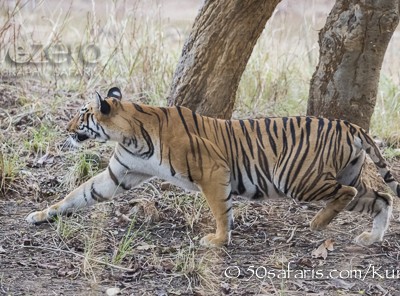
67;87;123;147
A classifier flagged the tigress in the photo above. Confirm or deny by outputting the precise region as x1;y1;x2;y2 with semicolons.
26;87;400;247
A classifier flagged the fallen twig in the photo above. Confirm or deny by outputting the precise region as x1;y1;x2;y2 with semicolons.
21;245;136;272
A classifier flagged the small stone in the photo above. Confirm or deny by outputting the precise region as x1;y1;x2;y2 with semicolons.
106;287;121;296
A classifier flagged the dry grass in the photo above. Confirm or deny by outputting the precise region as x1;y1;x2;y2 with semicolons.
1;0;400;295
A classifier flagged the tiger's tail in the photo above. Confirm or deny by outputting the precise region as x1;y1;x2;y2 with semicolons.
357;128;400;197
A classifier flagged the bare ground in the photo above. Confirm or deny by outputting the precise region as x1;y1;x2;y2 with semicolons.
1;83;400;296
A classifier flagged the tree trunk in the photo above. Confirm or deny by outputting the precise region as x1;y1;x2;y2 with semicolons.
167;0;282;119
307;0;399;131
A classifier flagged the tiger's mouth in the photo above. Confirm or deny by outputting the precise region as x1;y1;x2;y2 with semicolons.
69;133;90;143
76;133;89;142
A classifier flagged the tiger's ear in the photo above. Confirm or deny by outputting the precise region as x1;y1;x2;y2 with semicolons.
107;87;122;100
95;91;111;115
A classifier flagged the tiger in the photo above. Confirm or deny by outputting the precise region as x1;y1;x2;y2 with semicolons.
26;87;400;247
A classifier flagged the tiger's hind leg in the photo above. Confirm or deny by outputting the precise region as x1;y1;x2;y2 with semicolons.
346;181;393;246
337;151;393;245
309;183;358;230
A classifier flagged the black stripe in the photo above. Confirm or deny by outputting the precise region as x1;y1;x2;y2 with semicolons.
168;150;176;176
255;166;268;196
84;125;100;137
286;128;305;193
224;206;232;215
373;209;382;219
251;186;264;200
201;116;209;139
139;125;154;159
113;153;130;170
303;182;334;202
159;107;169;125
296;116;301;127
239;120;254;158
282;117;288;130
212;119;220;144
224;193;232;202
157;112;164;165
199;137;212;157
133;103;152;115
176;106;195;156
256;141;272;182
90;183;107;202
255;121;264;149
325;121;335;164
240;141;253;184
248;119;255;131
159;107;168;116
230;122;240;163
90;113;97;128
279;143;296;195
186;154;193;182
289;118;296;145
192;112;200;134
98;124;110;140
272;120;278;138
384;171;395;182
315;118;325;150
360;129;386;168
195;137;203;177
236;163;246;195
119;143;136;157
225;121;236;179
295;134;326;197
83;187;88;203
305;116;312;144
108;166;130;190
265;118;277;156
219;123;229;159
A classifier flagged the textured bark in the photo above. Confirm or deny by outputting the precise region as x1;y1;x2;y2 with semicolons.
168;0;282;119
308;0;399;131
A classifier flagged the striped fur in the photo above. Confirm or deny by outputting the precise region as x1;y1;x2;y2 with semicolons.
27;87;400;247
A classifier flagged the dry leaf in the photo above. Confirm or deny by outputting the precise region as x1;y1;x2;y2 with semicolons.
106;287;121;296
136;243;156;251
312;238;335;259
311;242;328;259
324;238;334;251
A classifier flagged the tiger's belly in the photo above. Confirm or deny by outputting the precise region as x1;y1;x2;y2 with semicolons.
231;178;285;200
164;176;201;192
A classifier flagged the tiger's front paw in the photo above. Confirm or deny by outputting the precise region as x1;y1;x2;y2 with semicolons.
26;211;49;224
200;233;229;247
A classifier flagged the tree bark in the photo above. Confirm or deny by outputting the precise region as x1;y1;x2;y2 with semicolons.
167;0;282;119
307;0;399;131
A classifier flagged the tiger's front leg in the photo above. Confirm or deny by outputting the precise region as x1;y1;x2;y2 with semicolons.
197;165;233;247
26;161;150;224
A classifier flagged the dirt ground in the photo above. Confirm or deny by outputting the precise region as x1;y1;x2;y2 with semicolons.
1;0;400;295
1;82;400;296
